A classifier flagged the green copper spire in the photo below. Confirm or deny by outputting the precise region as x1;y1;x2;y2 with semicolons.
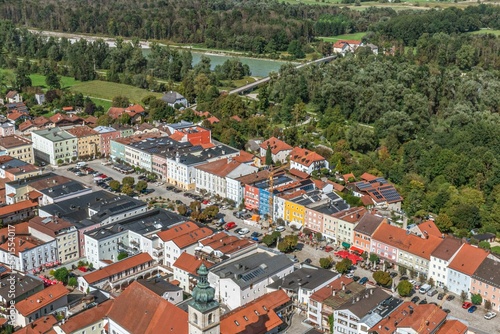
190;264;218;311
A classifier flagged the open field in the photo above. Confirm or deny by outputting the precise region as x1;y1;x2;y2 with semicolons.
318;32;368;43
29;73;81;89
90;98;112;111
469;29;500;36
70;80;162;103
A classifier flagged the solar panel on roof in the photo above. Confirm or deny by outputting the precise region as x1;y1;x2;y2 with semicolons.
0;267;7;273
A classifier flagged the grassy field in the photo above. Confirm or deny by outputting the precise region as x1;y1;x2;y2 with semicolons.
318;32;368;43
469;29;500;36
492;246;500;255
70;80;162;103
29;73;81;89
90;98;113;111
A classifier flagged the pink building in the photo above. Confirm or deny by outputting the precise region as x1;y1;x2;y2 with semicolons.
152;154;168;180
0;122;15;136
304;207;324;233
471;258;500;312
94;126;121;156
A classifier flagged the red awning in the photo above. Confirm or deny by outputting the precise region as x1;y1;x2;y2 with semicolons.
350;246;364;254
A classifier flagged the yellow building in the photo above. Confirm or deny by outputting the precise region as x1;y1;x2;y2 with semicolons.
0;135;34;164
66;126;99;159
284;196;306;227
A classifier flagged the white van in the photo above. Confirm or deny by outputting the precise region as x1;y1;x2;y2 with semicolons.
76;162;87;168
419;284;432;294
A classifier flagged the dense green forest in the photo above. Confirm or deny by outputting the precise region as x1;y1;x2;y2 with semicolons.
0;0;499;238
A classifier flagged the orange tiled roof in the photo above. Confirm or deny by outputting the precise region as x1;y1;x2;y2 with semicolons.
13;314;57;334
343;173;356;182
172;253;213;276
106;281;188;334
206;116;220;124
0;199;37;217
196;158;242;178
7;111;26;121
260;137;293;155
360;172;378;181
448;244;488;275
230;115;242;122
331;207;367;223
233;150;254;163
171;227;212;249
220;290;290;334
290;147;326;167
169;132;184;141
108;104;145;119
361;195;374;206
49;113;81;124
310;277;354;302
436;320;468;334
288;168;310;179
157;222;200;242
200;232;255;254
16;284;68;316
84;115;98;124
66;125;98;138
27;190;43;200
82;253;153;284
372;224;443;260
59;299;113;333
417;220;442;238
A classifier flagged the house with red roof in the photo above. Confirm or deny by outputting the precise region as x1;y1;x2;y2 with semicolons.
259;137;293;164
333;40;363;55
4;90;22;104
289;147;328;174
348;173;403;211
52;299;113;334
49;113;84;127
107;104;146;123
172;252;214;293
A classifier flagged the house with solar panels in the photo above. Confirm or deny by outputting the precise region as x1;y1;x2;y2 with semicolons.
347;173;403;211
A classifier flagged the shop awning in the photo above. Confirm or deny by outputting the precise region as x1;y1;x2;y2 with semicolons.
350;246;364;254
341;242;350;249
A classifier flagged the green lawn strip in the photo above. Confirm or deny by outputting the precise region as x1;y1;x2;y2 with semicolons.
70;80;162;103
317;32;368;43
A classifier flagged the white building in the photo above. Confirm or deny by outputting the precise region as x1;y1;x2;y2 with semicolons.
32;127;77;165
428;238;463;289
172;252;213;293
289;147;328;175
208;251;294;310
446;244;489;297
53;299;112;334
259;137;293;164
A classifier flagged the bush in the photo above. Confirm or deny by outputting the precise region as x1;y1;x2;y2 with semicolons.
319;257;333;269
335;258;352;274
53;267;69;284
397;280;413;297
68;277;78;287
373;271;392;287
117;252;128;261
471;293;482;305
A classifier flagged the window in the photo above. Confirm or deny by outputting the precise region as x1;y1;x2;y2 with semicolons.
208;313;214;324
193;313;198;324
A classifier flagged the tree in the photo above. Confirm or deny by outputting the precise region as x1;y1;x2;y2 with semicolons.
109;180;121;192
428;277;435;287
397;280;413;297
265;144;273;166
484;299;492;311
112;95;130;107
369;253;379;266
202;205;219;220
68;277;78;287
471;293;482;305
45;71;60;89
278;234;298;253
122;176;135;187
177;204;188;216
121;184;134;196
117;252;128;260
460;290;468;302
315;232;323;241
319;257;333;269
53;267;69;284
478;241;491;250
335;258;352;274
373;271;392;287
135;180;148;193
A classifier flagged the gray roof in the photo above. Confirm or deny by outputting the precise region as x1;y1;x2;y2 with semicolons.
430;237;462;261
167;144;239;167
129;136;192;154
93;126;117;133
353;213;386;236
40;191;117;223
7;172;60;190
33;127;76;141
472;258;500;287
167;120;193;130
0;158;28;169
359;295;403;328
88;196;147;223
37;180;90;199
137;277;182;296
85;209;185;239
0;274;44;303
472;233;496;242
267;266;339;292
161;91;186;104
211;252;293;289
340;287;391;318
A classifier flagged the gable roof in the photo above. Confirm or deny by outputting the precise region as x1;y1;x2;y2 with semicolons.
157;222;200;242
13;314;57;334
195;158;242;178
371;224;443;260
472;257;500;287
107;281;188;334
436;320;468;334
353;213;386;236
170;227;212;249
233;150;255;163
290;147;326;167
430;237;463;261
59;299;113;333
172;252;213;276
220;290;290;334
16;284;68;316
447;244;489;275
6;90;19;99
260;137;293;155
417;220;442;238
310;277;354;303
82;253;153;284
65;125;98;138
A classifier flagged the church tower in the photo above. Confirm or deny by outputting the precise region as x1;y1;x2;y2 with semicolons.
188;264;220;334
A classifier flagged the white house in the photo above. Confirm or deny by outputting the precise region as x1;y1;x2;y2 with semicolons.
31;127;77;165
172;252;213;293
208;251;294;310
289;147;328;175
428;238;463;289
161;91;188;108
446;244;488;297
259;137;293;164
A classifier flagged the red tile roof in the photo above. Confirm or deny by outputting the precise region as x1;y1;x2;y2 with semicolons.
172;253;213;276
106;281;188;334
157;222;200;242
230;115;242;122
49;113;82;124
199;232;255;254
436;320;468;334
360;172;378;181
343;173;356;182
326;181;345;192
220;290;290;334
288;168;310;180
13;314;57;334
447;244;488;275
171;227;212;249
206;116;220;124
371;224;443;260
84;116;98;125
65;125;98;138
7;111;26;121
82;253;153;284
417;220;442;238
59;299;113;333
290;147;326;167
0;135;32;148
196;158;242;178
260;137;293;155
6;90;18;99
310;277;354;303
0;199;37;217
233;150;255;163
331;207;367;223
108;105;145;119
361;195;374;206
16;284;68;316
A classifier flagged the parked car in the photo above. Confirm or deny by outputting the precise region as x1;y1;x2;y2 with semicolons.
389;272;398;278
359;277;368;285
353;276;360;282
238;228;250;235
234;228;242;234
419;299;427;305
468;305;477;313
442;309;451;313
275;226;286;232
446;295;455;301
484;312;497;320
419;284;432;294
427;289;438;297
437;293;445;300
251;232;261;238
346;273;354;279
462;302;472;309
224;222;237;230
411;296;420;304
304;258;312;264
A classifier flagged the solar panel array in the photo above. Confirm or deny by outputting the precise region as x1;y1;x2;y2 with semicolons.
379;187;402;202
241;267;265;282
356;182;373;190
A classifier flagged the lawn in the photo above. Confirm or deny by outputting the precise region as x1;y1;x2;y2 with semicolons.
70;80;162;103
29;73;81;89
491;246;500;255
318;32;368;43
90;98;112;111
469;29;500;36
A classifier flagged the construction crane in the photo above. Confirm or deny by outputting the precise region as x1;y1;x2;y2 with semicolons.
268;167;274;228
